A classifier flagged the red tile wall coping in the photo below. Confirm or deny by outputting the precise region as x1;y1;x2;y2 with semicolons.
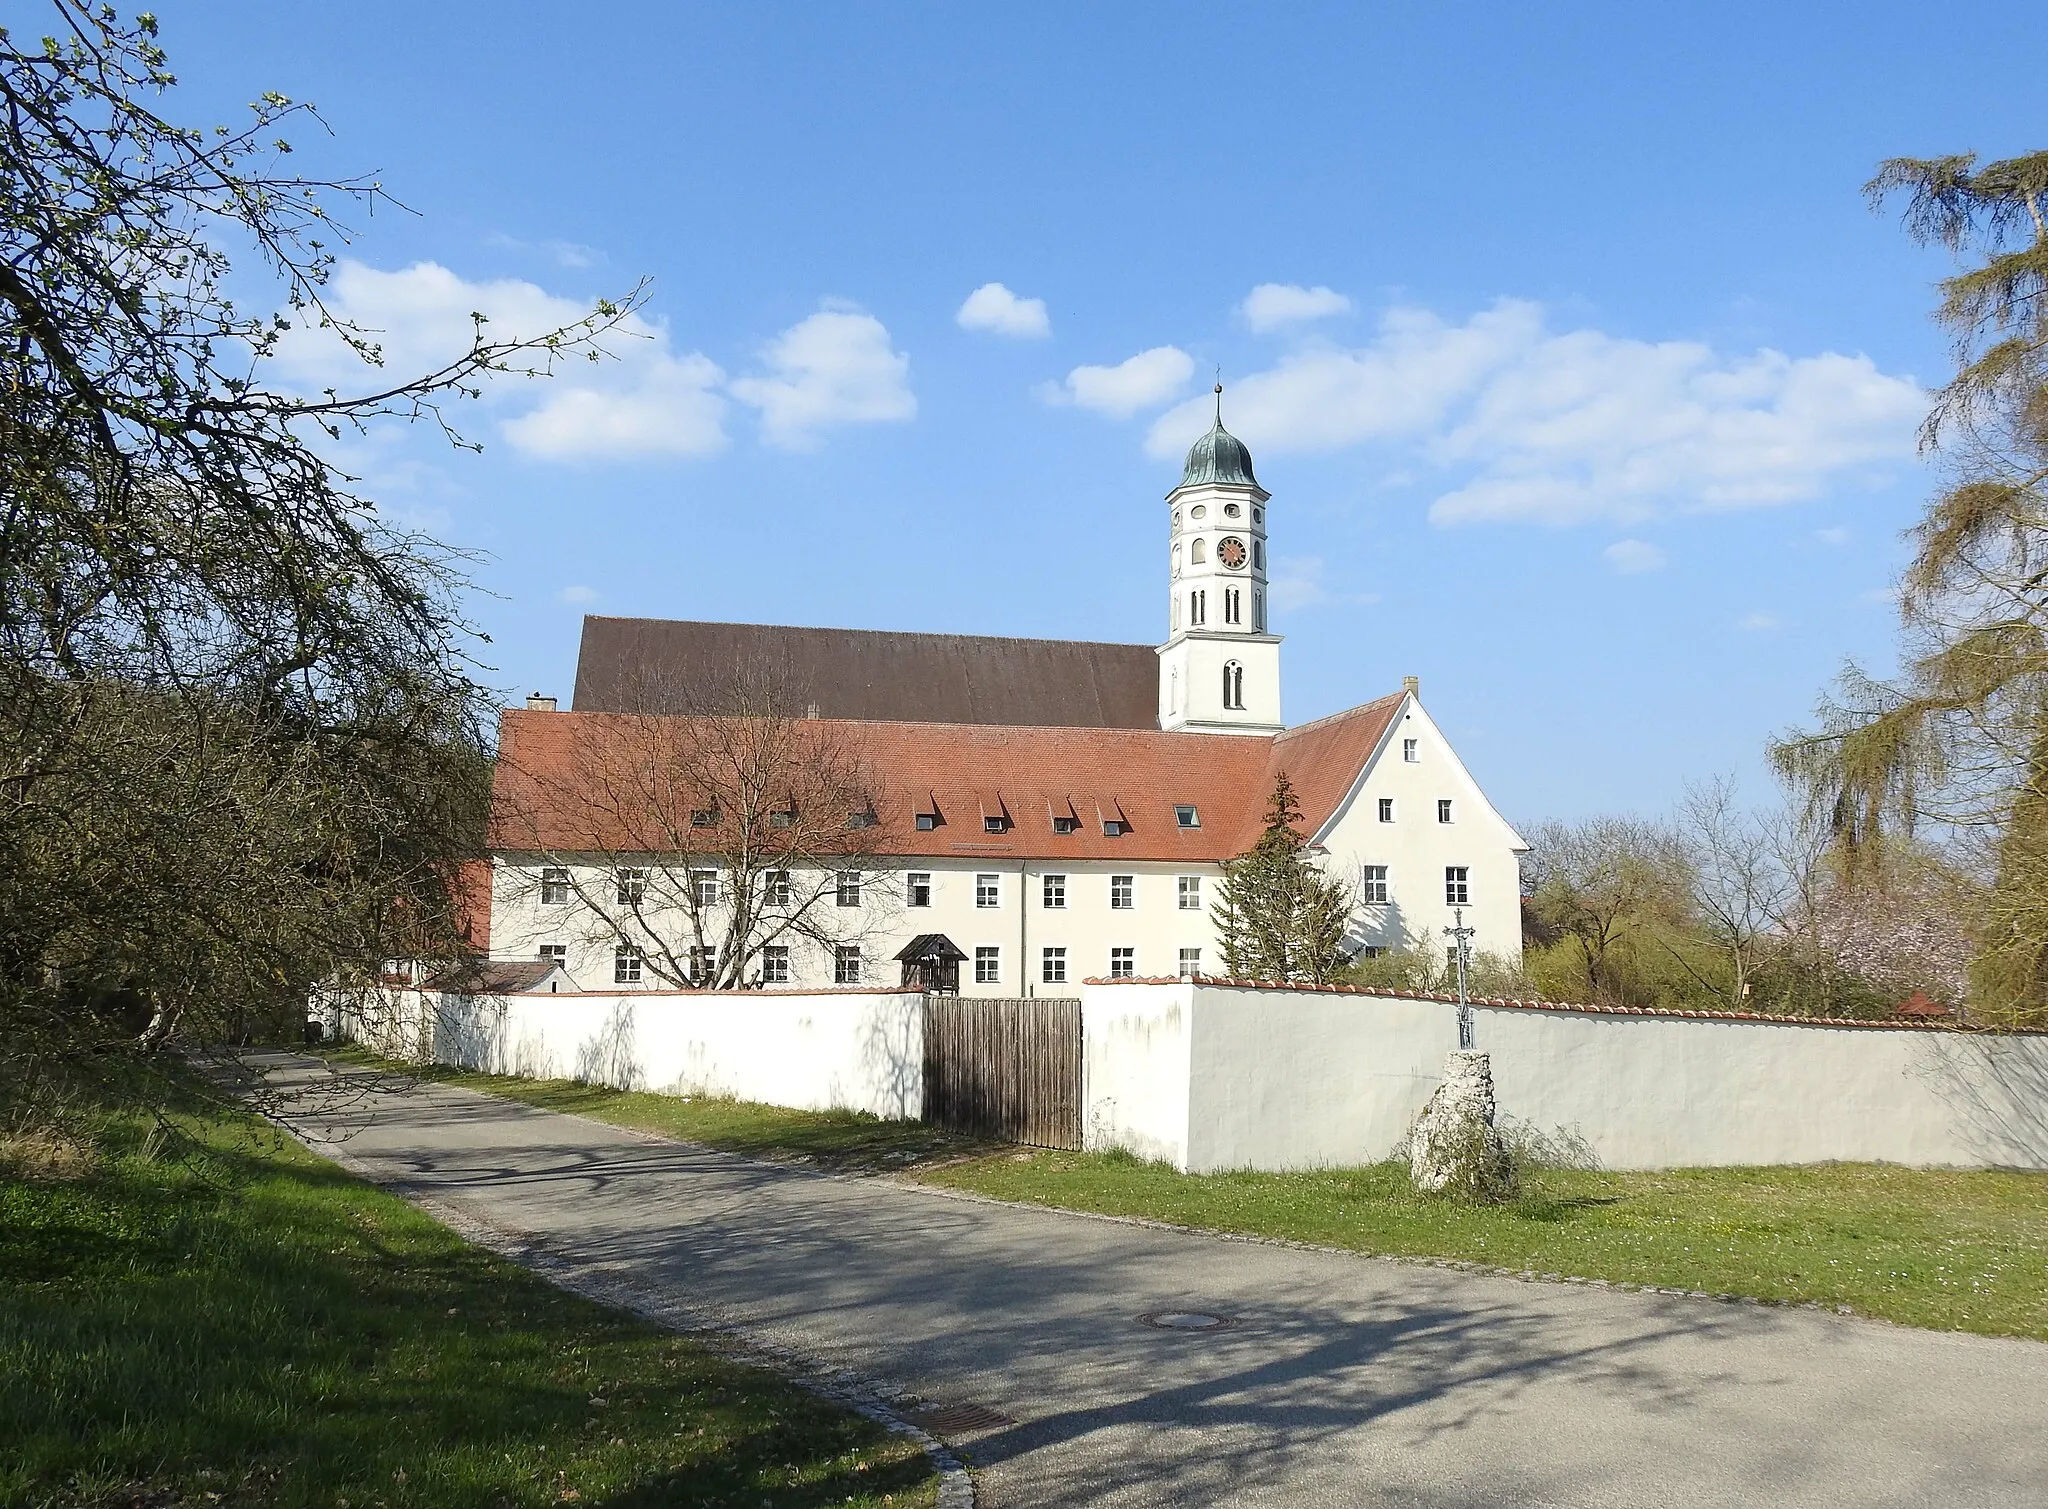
427;984;921;1000
1081;976;2041;1034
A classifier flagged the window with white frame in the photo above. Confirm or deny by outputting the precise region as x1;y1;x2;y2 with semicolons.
1178;946;1202;976
1378;797;1395;823
975;946;1000;985
540;867;570;905
1178;874;1202;910
1223;660;1245;710
1190;537;1207;564
1438;798;1454;824
1224;587;1242;624
1042;873;1067;909
836;870;862;907
761;945;790;985
691;868;719;906
1175;804;1200;828
763;870;791;907
1404;737;1419;762
1190;588;1206;625
907;872;932;907
1445;866;1470;906
834;945;863;985
1041;946;1067;985
1361;864;1389;904
689;945;718;984
615;868;646;906
538;943;566;965
613;944;642;984
1109;946;1136;978
1110;874;1135;909
976;872;1000;908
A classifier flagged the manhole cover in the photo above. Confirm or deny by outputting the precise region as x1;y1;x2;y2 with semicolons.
1139;1310;1236;1332
904;1402;1015;1435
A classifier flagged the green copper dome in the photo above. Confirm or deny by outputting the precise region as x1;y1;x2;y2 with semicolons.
1179;407;1260;489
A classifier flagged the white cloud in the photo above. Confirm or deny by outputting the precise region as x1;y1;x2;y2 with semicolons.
1241;282;1353;332
1736;611;1782;631
730;307;916;450
1048;346;1194;418
265;259;728;461
957;282;1050;338
1603;539;1668;575
558;584;599;604
1142;298;1922;528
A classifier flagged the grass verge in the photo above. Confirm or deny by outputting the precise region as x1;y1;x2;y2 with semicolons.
345;1050;2048;1342
0;1077;937;1509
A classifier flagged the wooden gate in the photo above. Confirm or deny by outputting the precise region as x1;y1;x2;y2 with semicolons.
922;995;1083;1149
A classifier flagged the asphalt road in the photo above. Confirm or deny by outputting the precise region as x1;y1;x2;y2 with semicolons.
261;1054;2048;1508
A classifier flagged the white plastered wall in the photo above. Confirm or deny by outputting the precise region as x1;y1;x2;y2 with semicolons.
1081;982;2048;1173
429;988;926;1118
1081;980;1195;1164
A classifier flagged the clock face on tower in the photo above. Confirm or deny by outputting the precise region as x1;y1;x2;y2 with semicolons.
1217;536;1248;569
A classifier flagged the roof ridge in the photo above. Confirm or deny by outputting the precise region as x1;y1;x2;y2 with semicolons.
579;615;1152;654
1277;689;1405;739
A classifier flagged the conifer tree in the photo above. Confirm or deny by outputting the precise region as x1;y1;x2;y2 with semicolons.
1211;773;1355;982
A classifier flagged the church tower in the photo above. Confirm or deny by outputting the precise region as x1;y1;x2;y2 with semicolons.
1158;388;1283;735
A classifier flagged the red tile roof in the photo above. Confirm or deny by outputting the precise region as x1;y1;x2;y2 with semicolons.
490;696;1407;864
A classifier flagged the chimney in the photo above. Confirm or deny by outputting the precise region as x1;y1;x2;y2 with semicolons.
525;693;557;712
1402;675;1420;698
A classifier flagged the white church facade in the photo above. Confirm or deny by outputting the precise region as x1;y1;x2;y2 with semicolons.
479;398;1529;995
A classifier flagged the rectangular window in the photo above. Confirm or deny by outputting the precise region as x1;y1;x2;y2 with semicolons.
907;872;932;907
975;946;1000;985
613;944;642;984
1052;814;1079;834
1179;946;1202;976
1178;874;1202;910
615;868;646;906
836;870;863;907
1362;864;1389;904
1378;797;1395;823
1103;817;1129;837
984;813;1010;834
763;870;791;908
689;945;718;985
1175;804;1200;828
846;808;877;829
915;812;939;831
540;867;571;905
1403;738;1419;763
538;943;567;965
1110;874;1135;910
690;806;719;828
834;945;863;985
761;945;790;984
691;868;719;906
1109;946;1136;979
1041;946;1067;985
1445;866;1470;906
976;872;1000;908
770;808;795;829
1438;798;1454;824
1042;873;1067;909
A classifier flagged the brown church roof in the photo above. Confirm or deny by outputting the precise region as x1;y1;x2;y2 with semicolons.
491;695;1406;864
571;616;1160;730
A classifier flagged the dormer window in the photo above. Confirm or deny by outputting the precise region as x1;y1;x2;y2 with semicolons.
846;808;877;829
916;813;939;831
690;807;719;827
1103;817;1129;837
1052;814;1079;834
1174;804;1200;829
984;814;1010;834
769;808;795;829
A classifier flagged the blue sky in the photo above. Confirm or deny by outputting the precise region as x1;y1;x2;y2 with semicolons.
160;1;2046;824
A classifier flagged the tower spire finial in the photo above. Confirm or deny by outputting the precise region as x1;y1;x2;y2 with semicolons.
1213;373;1224;425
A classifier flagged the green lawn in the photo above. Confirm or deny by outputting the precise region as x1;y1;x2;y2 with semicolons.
357;1053;2048;1342
0;1082;937;1509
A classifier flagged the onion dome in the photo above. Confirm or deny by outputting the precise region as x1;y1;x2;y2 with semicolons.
1179;386;1260;488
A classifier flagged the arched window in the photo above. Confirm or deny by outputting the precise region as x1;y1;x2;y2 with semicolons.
1171;592;1180;630
1223;660;1245;710
1171;543;1181;578
1168;668;1180;713
1253;588;1264;632
1190;538;1207;565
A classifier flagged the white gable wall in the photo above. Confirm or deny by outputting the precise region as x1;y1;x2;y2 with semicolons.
1312;694;1528;967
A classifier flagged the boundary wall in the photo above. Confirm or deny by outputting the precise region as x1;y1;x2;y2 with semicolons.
347;987;925;1120
1083;981;2048;1172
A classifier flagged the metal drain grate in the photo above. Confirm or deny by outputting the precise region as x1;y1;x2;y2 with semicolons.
1138;1309;1237;1332
905;1402;1016;1436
